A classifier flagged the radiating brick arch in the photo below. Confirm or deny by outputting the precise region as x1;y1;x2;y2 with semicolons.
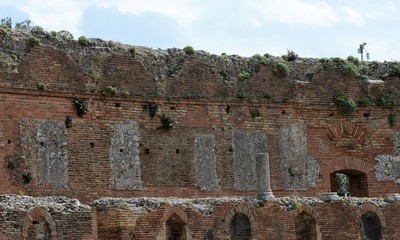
224;205;256;239
161;206;188;240
22;207;57;240
356;203;386;228
356;203;385;240
162;206;188;224
325;157;370;175
293;204;317;219
320;121;370;153
294;205;318;240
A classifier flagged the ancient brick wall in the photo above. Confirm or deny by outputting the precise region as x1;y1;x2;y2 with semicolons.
1;31;400;201
1;30;400;239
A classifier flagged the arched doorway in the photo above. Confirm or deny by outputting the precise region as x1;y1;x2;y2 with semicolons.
295;212;317;240
166;213;186;240
27;219;51;240
230;213;251;240
360;211;382;240
330;169;368;197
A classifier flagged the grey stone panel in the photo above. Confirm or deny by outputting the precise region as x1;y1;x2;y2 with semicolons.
37;121;68;190
374;155;400;183
195;135;220;191
232;129;267;190
109;121;142;190
396;132;400;156
279;124;320;190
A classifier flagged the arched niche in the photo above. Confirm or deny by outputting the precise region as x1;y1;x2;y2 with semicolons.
161;206;188;240
22;207;57;240
356;203;386;240
224;205;256;240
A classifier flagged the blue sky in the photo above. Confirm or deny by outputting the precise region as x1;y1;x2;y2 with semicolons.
0;0;399;61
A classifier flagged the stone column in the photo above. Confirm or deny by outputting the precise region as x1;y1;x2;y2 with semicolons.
256;153;275;201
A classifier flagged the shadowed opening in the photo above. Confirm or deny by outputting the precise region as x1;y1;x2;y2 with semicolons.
330;169;368;197
295;212;317;240
230;213;251;240
360;211;382;240
166;213;186;240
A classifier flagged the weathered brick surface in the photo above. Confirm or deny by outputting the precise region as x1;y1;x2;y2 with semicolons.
1;32;400;238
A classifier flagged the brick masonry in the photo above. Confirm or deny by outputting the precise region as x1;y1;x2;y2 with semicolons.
1;31;400;238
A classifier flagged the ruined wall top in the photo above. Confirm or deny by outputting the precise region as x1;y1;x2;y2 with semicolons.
1;28;400;106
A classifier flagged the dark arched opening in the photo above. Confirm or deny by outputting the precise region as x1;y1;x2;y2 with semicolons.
27;218;51;240
330;169;368;197
295;212;317;240
166;213;186;240
230;213;251;240
360;212;382;240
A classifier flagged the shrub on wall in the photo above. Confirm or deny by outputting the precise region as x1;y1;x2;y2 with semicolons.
36;82;45;90
335;94;357;114
358;97;372;106
73;98;89;117
182;46;194;55
273;62;290;76
160;114;174;130
375;94;395;109
282;49;298;61
100;86;118;101
238;71;251;80
143;103;158;118
28;37;40;46
78;36;89;46
58;30;74;40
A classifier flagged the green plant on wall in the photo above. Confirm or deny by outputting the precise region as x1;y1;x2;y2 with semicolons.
238;71;251;80
28;36;40;46
36;82;45;90
73;98;89;117
282;49;298;61
143;103;158;118
160;114;174;130
358;97;372;106
375;94;395;109
263;92;274;100
272;62;290;76
335;94;357;114
22;172;32;184
250;108;260;117
182;46;194;55
100;86;118;101
65;116;73;128
389;113;395;127
78;36;89;46
344;62;360;77
236;90;252;99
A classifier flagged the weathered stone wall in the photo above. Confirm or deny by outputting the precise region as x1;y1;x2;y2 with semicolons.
1;30;400;202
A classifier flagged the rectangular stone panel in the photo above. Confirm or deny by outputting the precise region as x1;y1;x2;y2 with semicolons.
109;121;142;190
37;120;69;190
232;129;267;190
195;135;220;191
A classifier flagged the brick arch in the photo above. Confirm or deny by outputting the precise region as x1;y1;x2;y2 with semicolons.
320;121;370;153
325;157;370;175
356;203;386;228
162;206;188;224
22;207;57;240
224;205;257;237
293;204;317;219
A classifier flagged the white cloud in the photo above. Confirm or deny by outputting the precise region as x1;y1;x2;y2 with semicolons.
342;8;365;27
12;0;85;36
100;0;202;27
247;0;339;27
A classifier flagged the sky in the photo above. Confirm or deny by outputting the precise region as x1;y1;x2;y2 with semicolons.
0;0;399;61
